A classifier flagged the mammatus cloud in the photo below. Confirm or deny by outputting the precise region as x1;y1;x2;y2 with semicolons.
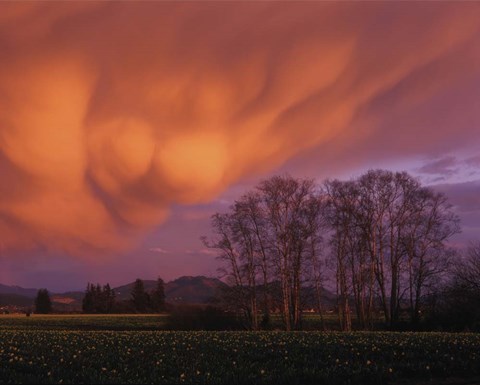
1;2;480;256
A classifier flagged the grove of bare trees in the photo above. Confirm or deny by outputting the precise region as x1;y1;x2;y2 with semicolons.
324;170;460;330
204;170;461;331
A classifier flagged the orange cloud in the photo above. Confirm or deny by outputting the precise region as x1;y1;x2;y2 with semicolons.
0;2;479;256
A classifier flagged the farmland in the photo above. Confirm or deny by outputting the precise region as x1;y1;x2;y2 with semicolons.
1;315;479;384
0;314;168;331
0;313;370;331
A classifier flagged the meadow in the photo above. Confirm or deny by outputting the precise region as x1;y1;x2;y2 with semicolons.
0;314;168;331
0;315;479;384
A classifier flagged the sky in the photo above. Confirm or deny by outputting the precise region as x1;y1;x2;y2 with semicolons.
0;2;479;292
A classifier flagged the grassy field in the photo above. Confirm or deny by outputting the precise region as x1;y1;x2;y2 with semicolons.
0;315;479;384
0;314;168;331
0;312;386;331
0;313;358;332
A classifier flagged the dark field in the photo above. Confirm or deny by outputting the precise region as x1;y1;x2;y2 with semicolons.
0;314;168;331
0;313;368;331
0;315;479;384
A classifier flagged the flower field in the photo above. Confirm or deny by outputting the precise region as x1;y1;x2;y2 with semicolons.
0;327;479;384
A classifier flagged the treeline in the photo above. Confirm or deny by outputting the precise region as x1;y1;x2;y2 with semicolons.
204;170;470;331
82;278;166;313
82;283;116;313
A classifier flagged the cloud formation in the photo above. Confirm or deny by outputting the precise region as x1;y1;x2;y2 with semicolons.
149;247;169;254
1;2;480;256
417;156;458;177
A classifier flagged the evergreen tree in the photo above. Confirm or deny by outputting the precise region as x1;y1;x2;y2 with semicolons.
82;282;116;313
94;283;103;313
103;283;116;313
151;277;166;312
131;278;150;313
82;283;95;313
34;289;52;314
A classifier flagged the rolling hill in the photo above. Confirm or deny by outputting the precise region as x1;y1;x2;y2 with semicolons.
112;276;227;303
0;283;38;298
0;276;227;310
0;276;337;312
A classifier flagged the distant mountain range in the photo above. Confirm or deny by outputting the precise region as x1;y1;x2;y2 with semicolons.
113;276;226;303
0;276;337;312
0;276;227;311
0;283;38;298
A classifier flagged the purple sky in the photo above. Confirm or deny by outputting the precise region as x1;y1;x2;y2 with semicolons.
0;2;479;291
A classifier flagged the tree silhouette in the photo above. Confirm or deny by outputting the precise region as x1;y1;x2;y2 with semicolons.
324;170;460;329
205;171;460;331
151;277;166;312
34;289;52;314
131;278;150;313
82;282;116;313
204;175;320;331
103;283;116;313
82;283;95;313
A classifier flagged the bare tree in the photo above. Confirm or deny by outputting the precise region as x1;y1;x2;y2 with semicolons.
205;175;324;331
324;170;460;329
235;192;272;327
203;195;271;330
452;242;480;291
324;179;357;331
429;243;480;331
304;194;327;330
206;170;460;331
257;175;320;330
402;188;460;325
202;213;254;328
